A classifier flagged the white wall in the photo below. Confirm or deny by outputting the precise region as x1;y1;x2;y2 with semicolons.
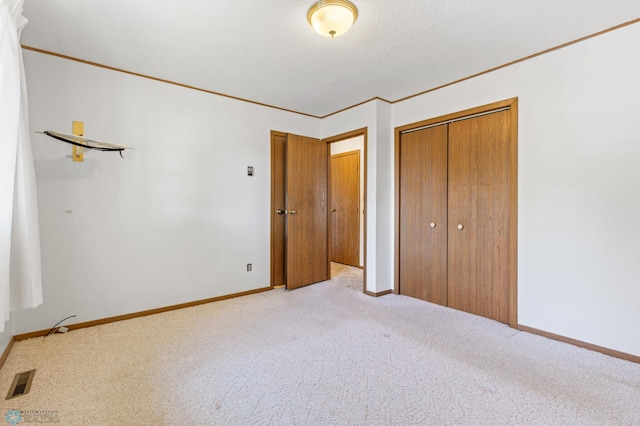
375;101;394;294
15;51;320;334
392;22;640;356
330;136;365;267
0;313;13;355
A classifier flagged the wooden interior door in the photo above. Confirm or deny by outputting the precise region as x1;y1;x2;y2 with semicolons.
447;110;512;323
286;133;329;289
398;125;449;305
270;132;287;287
330;151;360;267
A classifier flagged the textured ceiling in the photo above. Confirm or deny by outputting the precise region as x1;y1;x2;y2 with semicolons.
20;0;640;117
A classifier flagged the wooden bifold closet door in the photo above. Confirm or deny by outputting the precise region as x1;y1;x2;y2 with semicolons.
447;110;512;324
399;124;448;305
398;106;515;325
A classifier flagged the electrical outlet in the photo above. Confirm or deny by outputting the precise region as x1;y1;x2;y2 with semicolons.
247;166;254;176
247;263;252;272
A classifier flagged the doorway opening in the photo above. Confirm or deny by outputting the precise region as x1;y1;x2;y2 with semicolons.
270;128;368;294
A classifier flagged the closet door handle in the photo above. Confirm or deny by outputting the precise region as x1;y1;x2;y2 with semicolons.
430;222;436;228
457;224;464;230
289;210;297;215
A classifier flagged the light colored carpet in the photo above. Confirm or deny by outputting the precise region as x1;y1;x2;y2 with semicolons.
330;262;363;292
1;264;640;425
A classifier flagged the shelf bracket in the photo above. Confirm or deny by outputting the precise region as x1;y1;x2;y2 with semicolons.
71;121;86;162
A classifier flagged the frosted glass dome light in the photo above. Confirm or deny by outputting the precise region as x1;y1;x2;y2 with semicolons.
307;0;358;38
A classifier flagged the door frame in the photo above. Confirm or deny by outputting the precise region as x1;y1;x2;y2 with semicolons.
394;98;518;327
270;128;368;293
323;128;368;293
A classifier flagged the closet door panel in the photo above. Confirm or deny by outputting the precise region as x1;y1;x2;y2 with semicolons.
448;110;512;323
399;125;448;305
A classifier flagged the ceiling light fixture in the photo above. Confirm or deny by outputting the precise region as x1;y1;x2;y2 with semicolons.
307;0;358;38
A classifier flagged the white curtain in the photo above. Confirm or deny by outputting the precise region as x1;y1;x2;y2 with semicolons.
0;0;42;333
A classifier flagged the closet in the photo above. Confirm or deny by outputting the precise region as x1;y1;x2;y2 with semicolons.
396;99;517;326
